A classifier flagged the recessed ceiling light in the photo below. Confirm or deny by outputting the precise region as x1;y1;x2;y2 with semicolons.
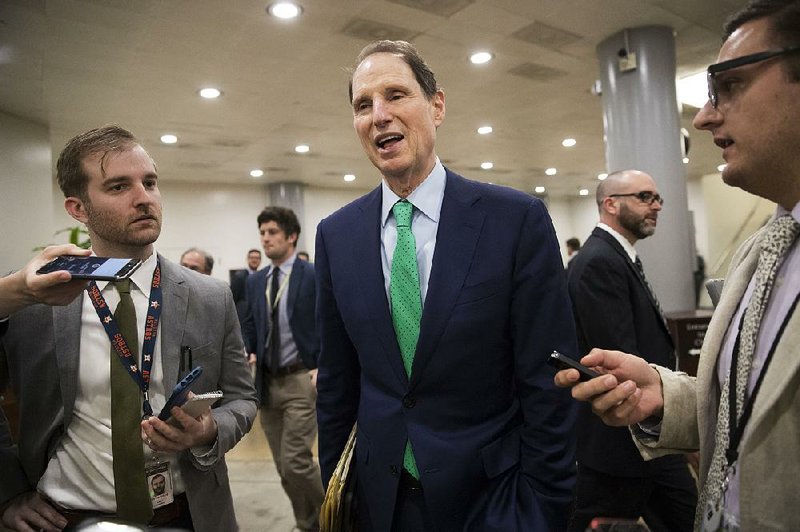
250;169;264;177
160;134;177;144
683;157;690;164
561;138;577;148
198;87;221;99
545;167;557;176
343;174;356;182
597;173;608;180
295;144;310;154
534;186;546;193
469;51;494;65
480;161;494;170
267;2;302;19
579;188;590;196
717;163;727;172
477;126;493;135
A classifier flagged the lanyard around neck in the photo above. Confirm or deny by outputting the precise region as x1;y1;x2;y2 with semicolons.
87;262;163;418
267;266;291;311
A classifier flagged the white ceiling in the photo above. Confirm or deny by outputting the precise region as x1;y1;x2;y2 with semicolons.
0;0;746;198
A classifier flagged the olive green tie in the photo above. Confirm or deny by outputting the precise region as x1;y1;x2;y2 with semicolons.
111;279;153;524
390;200;421;479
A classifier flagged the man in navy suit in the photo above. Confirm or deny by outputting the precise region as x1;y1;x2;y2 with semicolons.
566;170;697;531
315;40;578;532
241;207;323;532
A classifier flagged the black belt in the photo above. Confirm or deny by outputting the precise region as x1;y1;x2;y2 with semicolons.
56;492;189;529
268;362;307;377
399;469;423;492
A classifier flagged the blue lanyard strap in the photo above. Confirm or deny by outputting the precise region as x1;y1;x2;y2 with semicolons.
87;262;163;417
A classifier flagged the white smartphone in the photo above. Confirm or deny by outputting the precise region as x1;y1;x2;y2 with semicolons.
165;390;223;427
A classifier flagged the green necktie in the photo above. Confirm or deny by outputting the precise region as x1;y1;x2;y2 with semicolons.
111;279;153;524
390;200;421;479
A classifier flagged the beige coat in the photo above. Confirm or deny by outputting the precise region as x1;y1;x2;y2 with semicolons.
635;223;800;531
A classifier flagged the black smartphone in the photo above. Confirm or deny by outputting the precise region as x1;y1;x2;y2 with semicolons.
547;351;599;382
36;256;142;281
158;366;203;421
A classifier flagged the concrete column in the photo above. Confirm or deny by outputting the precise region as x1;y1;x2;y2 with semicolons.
268;182;308;252
597;26;695;313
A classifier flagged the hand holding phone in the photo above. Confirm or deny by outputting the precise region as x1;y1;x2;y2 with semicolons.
165;391;223;427
547;351;600;382
36;255;143;281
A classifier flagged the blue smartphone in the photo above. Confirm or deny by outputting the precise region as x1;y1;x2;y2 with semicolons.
158;366;203;421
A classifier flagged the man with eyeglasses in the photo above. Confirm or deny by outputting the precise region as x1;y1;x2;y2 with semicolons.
566;170;697;532
556;1;800;530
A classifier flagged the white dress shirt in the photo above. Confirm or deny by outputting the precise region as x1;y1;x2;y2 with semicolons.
38;251;185;511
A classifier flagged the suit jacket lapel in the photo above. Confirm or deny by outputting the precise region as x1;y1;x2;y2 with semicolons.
158;256;189;387
594;228;672;340
358;187;409;386
411;171;484;388
54;293;84;423
286;259;303;321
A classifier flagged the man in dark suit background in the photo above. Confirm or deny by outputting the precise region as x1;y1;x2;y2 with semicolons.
241;206;323;532
315;40;578;532
566;169;697;531
230;248;261;325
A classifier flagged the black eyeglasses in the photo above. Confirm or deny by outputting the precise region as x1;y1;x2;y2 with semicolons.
707;47;800;108
608;191;664;206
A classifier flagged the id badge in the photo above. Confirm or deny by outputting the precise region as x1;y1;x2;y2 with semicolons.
146;460;174;509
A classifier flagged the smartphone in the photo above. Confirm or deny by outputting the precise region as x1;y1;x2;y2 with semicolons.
547;351;600;382
158;366;203;421
36;256;142;281
165;391;223;427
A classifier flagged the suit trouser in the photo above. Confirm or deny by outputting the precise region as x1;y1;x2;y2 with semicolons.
568;460;697;532
261;370;325;532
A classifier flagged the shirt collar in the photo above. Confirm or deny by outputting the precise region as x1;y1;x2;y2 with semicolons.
381;158;446;227
597;223;638;263
271;252;296;276
778;200;800;224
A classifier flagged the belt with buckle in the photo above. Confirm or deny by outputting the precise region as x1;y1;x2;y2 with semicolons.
269;362;307;377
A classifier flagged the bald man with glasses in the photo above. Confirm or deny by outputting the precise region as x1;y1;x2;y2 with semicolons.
566;169;697;532
556;1;800;529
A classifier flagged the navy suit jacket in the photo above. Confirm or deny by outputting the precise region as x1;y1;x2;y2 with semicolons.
315;169;578;532
567;227;679;476
241;258;319;402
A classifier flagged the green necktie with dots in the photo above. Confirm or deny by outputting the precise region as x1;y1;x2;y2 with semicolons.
390;200;421;480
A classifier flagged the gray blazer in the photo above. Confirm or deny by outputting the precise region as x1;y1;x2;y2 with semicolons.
0;256;258;532
634;223;800;531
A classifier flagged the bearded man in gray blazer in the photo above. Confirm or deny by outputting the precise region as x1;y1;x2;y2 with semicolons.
0;126;257;531
556;1;800;530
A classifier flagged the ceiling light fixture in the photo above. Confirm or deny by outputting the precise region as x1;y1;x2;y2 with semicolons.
579;188;589;196
343;174;356;182
198;87;221;99
597;173;608;180
469;51;494;65
534;186;546;193
160;134;177;144
250;169;264;177
480;161;494;170
295;144;310;154
717;163;727;172
683;157;690;164
545;167;557;176
477;126;493;135
267;2;302;19
561;138;576;148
